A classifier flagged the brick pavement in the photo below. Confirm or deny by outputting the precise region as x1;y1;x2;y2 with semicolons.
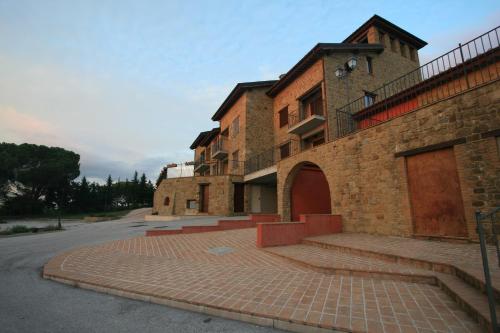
43;229;482;332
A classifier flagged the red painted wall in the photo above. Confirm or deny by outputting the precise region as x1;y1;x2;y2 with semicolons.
256;222;306;248
300;214;342;237
291;167;331;221
250;214;281;223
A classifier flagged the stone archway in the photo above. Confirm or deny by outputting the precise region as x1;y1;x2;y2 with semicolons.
284;161;332;221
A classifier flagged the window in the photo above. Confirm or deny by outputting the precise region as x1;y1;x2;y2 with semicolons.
280;142;290;159
302;131;325;150
279;107;288;128
378;31;386;46
363;92;376;107
301;89;323;119
164;197;170;206
409;47;416;61
186;199;197;209
231;117;240;137
400;42;407;57
366;56;373;75
232;150;239;169
390;37;397;52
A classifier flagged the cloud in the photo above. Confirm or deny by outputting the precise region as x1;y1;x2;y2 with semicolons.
0;106;58;143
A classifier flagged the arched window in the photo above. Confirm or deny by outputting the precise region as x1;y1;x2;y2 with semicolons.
164;197;170;206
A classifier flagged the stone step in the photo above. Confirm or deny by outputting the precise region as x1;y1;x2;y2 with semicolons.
263;244;437;284
437;273;500;333
265;243;500;332
302;236;500;303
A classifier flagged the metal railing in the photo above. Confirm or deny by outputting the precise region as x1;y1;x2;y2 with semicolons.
211;136;228;155
244;139;301;175
475;207;499;333
288;109;325;128
336;26;500;138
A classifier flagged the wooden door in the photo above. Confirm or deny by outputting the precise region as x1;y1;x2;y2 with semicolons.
200;185;209;213
406;148;467;237
233;183;244;213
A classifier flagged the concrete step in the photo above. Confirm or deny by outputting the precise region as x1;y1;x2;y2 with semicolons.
264;244;437;284
437;273;500;333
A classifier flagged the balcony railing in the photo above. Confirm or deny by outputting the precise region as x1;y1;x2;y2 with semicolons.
193;157;210;173
336;26;500;138
211;137;229;160
288;110;326;135
244;140;300;175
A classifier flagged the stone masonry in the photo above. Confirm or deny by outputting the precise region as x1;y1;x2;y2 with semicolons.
277;80;500;239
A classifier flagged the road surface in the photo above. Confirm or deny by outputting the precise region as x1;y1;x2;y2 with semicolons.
0;209;284;333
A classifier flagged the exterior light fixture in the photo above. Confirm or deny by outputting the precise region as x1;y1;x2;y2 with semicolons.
335;67;345;78
346;56;358;71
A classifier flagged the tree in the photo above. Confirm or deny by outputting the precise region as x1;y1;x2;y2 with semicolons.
105;175;113;210
0;143;80;215
131;171;139;207
139;173;147;205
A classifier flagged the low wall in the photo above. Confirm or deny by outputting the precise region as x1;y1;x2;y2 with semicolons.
250;214;281;223
300;214;342;237
257;222;306;248
256;214;343;248
145;219;255;237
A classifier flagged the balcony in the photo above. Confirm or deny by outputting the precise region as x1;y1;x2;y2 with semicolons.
287;111;325;135
193;158;210;173
211;137;228;160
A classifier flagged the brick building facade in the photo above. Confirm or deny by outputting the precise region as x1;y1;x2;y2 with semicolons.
153;15;500;241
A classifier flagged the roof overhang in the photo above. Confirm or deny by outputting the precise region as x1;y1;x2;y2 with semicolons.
267;43;384;97
189;130;211;150
343;14;427;49
211;80;277;121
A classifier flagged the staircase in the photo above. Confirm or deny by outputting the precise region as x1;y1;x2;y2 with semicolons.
263;235;500;332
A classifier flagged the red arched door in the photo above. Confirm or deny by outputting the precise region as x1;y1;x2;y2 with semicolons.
290;164;331;221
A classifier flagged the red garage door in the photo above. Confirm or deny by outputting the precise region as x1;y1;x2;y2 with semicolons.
291;164;331;222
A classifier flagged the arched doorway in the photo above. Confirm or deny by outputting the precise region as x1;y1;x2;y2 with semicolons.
290;162;331;221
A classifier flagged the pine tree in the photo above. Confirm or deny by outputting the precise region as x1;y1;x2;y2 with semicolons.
139;173;147;206
131;171;139;207
105;174;113;210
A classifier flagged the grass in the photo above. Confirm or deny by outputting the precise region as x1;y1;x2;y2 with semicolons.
0;224;63;236
0;208;132;221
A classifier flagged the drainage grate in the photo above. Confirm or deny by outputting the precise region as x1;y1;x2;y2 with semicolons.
206;247;234;256
129;224;147;228
153;226;169;229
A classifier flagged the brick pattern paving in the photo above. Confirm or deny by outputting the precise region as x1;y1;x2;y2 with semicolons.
44;229;482;332
306;233;500;291
265;244;433;275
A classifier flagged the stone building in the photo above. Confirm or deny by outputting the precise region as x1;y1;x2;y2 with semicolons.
153;15;500;241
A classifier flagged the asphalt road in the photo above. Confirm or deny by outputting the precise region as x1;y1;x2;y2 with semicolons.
0;209;285;333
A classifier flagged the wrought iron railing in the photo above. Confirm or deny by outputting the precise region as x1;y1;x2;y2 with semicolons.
211;136;228;155
288;109;325;129
336;26;500;138
244;139;301;175
475;207;499;333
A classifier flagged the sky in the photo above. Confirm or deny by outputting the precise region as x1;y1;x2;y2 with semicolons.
0;0;499;183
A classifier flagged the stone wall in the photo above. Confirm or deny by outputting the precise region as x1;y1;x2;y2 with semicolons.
323;46;419;139
245;87;275;158
277;80;500;239
153;175;243;216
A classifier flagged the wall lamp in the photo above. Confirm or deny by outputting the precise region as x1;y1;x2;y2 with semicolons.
335;56;358;78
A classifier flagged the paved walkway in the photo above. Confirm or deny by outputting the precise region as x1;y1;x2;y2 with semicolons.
44;229;482;332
